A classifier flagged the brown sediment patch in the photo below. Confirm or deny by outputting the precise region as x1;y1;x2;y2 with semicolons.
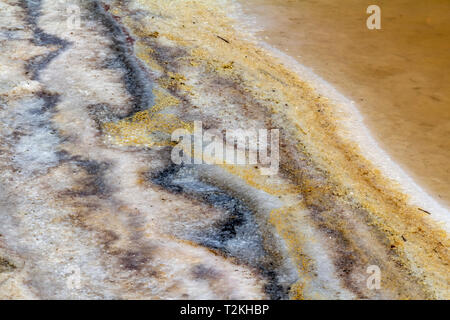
59;157;112;198
0;257;16;273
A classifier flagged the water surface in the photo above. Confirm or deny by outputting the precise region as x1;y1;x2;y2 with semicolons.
239;0;450;206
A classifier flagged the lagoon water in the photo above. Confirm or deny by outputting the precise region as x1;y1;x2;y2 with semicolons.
238;0;450;206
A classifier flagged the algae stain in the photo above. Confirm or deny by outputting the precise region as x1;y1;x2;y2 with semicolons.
0;257;16;273
103;110;192;148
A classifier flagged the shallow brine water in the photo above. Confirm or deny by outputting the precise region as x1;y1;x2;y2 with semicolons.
238;0;450;206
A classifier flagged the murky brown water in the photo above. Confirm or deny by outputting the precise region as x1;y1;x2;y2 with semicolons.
238;0;450;206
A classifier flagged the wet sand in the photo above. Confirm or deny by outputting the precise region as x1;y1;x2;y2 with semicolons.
238;0;450;206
